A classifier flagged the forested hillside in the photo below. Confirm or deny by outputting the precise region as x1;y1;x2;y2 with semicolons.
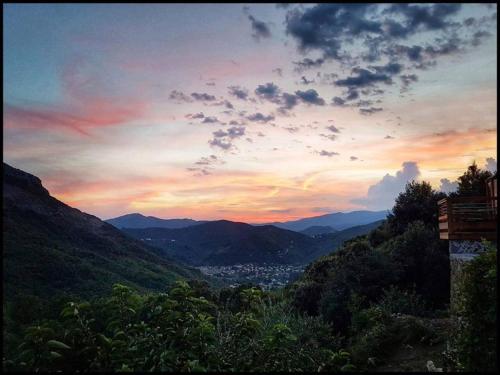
3;163;208;300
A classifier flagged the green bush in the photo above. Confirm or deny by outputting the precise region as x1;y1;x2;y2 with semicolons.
446;244;497;372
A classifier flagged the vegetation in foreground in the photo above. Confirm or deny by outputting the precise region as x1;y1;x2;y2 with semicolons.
2;163;497;372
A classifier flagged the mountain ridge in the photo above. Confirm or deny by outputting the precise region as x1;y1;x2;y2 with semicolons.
3;163;207;300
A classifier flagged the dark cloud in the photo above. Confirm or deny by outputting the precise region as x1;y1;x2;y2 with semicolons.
300;76;315;85
228;86;249;101
272;67;283;76
326;125;340;133
331;97;346;107
295;89;325;105
247;14;272;41
186;112;205;119
202;116;220;124
208;138;233;150
384;135;395;139
279;92;299;112
191;92;216;101
320;134;337;141
335;67;393;88
284;3;492;103
255;82;281;102
293;57;325;71
246;113;275;123
169;90;192;103
359;107;383;115
283;126;300;133
318;150;339;157
400;74;418;90
195;154;224;166
350;156;359;161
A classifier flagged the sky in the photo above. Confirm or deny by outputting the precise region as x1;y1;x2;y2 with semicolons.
3;3;498;222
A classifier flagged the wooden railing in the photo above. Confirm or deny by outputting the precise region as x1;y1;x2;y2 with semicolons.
438;196;497;240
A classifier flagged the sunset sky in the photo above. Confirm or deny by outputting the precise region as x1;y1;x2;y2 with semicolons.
3;3;497;222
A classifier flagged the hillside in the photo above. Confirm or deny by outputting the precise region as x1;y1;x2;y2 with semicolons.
123;220;321;266
106;213;206;229
2;163;206;300
300;225;338;237
122;219;384;266
263;210;388;231
309;220;385;259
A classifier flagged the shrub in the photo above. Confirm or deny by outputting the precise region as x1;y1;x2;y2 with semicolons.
445;243;497;372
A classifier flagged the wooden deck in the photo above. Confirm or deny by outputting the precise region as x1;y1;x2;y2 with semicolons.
438;194;497;240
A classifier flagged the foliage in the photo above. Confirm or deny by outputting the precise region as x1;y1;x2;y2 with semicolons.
445;243;497;372
379;221;450;308
5;281;354;372
291;240;399;333
387;180;446;235
454;161;493;197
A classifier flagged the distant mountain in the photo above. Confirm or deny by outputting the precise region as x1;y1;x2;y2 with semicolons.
106;213;206;229
300;225;338;237
3;163;207;301
123;220;321;266
309;220;385;260
263;210;388;232
122;219;385;266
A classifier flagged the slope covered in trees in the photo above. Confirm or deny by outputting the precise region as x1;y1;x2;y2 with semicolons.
3;163;208;301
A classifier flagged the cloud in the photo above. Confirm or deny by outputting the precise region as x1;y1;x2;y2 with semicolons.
191;92;217;101
300;76;315;85
293;57;325;71
255;82;281;102
208;138;233;150
169;90;192;103
246;112;275;123
272;67;283;76
352;161;421;210
213;126;246;139
360;107;383;115
247;14;272;41
228;86;249;100
295;89;326;105
318;150;339;157
326;125;340;133
320;134;337;141
485;157;497;172
186;112;205;119
335;67;393;88
400;74;419;90
202;116;220;124
283;126;300;133
384;135;395;139
439;178;458;194
195;155;225;166
350;156;359;161
279;92;299;112
284;3;493;103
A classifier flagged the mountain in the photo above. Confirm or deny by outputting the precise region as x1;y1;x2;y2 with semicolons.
309;219;385;259
122;220;321;266
106;213;206;229
3;163;207;301
300;225;338;237
263;210;388;232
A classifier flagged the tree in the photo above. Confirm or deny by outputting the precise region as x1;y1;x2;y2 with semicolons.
387;181;446;235
455;161;492;197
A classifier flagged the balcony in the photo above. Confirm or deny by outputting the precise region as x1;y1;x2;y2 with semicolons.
438;177;497;240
